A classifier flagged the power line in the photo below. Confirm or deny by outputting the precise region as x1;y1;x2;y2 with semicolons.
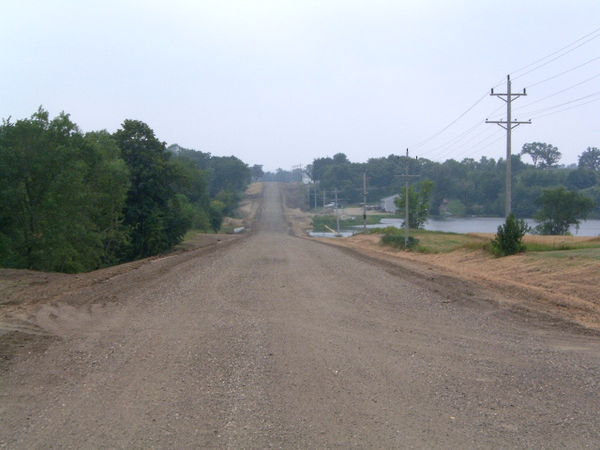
429;127;501;161
418;103;506;158
525;56;600;88
519;91;600;117
410;91;490;150
453;133;506;161
408;27;600;164
511;26;600;78
532;96;600;120
441;129;505;161
514;72;600;111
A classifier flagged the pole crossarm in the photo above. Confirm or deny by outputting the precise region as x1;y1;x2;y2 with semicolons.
485;119;532;130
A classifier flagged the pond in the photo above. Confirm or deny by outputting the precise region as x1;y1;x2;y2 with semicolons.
368;217;600;237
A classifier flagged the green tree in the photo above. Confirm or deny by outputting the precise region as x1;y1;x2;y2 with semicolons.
490;214;529;256
534;187;595;235
566;168;597;190
0;109;129;272
521;142;561;169
250;164;264;181
114;120;189;259
394;180;434;229
578;147;600;171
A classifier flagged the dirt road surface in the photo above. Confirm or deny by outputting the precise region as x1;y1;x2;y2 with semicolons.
2;183;600;448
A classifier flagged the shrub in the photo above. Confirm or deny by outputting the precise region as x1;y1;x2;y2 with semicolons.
490;214;530;256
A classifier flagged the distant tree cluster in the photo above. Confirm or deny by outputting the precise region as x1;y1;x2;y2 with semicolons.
305;142;598;234
0;108;251;272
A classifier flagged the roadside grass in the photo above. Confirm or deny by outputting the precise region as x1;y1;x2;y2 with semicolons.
371;228;489;253
527;247;600;261
373;228;600;257
183;229;208;241
411;230;488;253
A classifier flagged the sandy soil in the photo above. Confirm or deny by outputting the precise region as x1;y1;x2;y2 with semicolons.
2;183;600;448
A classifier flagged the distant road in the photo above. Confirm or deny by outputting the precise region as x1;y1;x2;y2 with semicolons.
2;182;600;448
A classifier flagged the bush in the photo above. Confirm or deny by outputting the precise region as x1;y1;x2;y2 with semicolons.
490;214;530;256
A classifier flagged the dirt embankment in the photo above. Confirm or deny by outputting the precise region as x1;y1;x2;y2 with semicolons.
315;233;600;331
0;183;264;339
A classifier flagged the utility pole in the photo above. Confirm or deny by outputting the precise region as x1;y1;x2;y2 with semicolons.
486;75;531;217
402;149;419;248
404;149;410;248
334;188;340;233
362;171;368;231
322;189;326;208
313;185;318;209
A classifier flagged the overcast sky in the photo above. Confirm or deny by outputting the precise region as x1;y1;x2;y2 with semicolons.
2;0;599;170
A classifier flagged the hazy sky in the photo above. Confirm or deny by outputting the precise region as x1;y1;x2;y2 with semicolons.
2;0;599;170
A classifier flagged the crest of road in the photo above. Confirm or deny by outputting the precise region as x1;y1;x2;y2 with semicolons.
2;183;600;448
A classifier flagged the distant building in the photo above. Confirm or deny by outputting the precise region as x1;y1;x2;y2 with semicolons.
380;194;400;213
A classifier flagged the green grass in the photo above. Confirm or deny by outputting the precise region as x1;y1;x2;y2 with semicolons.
374;227;488;253
373;226;600;257
528;248;600;260
524;239;600;252
410;229;489;253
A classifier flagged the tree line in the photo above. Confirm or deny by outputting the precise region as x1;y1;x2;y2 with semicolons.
299;144;599;220
0;108;251;273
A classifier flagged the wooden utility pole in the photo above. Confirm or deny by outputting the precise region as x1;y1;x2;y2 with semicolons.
362;171;367;231
486;75;531;217
334;188;340;233
404;150;410;247
402;149;419;248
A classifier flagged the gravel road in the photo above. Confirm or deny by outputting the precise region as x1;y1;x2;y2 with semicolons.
2;182;600;448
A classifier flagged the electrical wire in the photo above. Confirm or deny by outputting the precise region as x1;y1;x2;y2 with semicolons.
453;134;506;162
531;96;600;120
525;56;600;88
518;91;600;117
435;128;504;161
512;72;600;117
408;27;600;163
511;26;600;78
409;91;489;150
417;102;506;158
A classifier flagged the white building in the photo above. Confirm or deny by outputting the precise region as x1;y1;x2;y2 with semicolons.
380;194;400;213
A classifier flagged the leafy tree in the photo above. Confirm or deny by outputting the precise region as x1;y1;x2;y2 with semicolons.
578;147;600;171
208;156;251;197
521;142;561;168
534;187;595;235
0;109;129;272
566;168;597;190
114;120;189;259
394;180;434;228
490;214;529;256
251;164;264;181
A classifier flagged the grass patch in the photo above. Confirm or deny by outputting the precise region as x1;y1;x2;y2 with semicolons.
182;229;209;242
375;227;488;253
528;248;600;260
411;229;489;253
